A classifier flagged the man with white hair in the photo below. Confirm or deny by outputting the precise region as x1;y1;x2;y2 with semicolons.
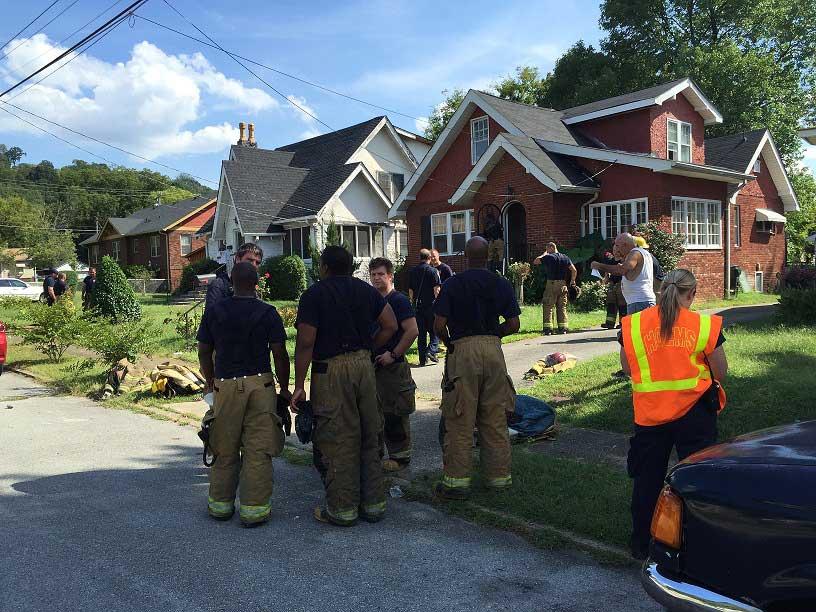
591;233;655;315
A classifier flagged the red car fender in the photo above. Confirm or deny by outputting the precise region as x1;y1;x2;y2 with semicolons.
0;320;7;365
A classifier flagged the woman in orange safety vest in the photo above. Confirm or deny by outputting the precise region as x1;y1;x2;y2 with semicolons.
620;268;728;560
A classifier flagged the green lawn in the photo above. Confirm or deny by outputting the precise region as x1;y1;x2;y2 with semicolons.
410;448;633;554
525;320;816;441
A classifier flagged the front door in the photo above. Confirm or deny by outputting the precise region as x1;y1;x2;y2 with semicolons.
504;202;527;264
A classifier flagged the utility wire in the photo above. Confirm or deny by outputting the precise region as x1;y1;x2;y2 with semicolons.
0;0;147;98
159;0;333;132
9;0;125;76
5;9;130;102
0;0;82;64
132;12;428;125
0;1;61;60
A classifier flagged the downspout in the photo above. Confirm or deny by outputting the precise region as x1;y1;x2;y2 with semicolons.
164;230;171;295
725;180;748;299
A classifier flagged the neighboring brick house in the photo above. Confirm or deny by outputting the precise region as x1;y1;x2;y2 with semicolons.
391;78;798;298
81;196;216;291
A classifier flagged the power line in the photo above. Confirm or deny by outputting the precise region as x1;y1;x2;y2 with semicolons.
0;98;218;185
0;0;148;98
0;1;61;60
132;13;428;125
0;0;82;64
6;10;131;103
159;0;333;132
8;0;126;78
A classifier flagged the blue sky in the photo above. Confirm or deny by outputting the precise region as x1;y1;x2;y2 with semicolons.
0;0;814;188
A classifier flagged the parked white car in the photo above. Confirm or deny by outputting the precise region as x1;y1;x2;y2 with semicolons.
0;278;42;301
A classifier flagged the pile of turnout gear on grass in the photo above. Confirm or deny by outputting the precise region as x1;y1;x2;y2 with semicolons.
523;351;578;380
99;358;207;399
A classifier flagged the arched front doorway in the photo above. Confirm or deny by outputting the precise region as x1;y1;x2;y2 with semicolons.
503;201;527;264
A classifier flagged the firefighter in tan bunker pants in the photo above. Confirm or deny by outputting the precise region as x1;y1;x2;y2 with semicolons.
433;237;521;499
291;246;398;526
196;263;291;526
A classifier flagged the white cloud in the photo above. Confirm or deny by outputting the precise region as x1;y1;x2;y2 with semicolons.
414;116;428;132
0;35;278;158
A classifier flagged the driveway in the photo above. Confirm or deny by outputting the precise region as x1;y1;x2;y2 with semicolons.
0;372;658;612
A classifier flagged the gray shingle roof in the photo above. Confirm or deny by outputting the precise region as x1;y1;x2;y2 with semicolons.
276;116;384;167
704;129;766;172
224;160;357;234
230;146;296;167
502;134;598;189
475;92;585;146
561;78;689;119
82;196;214;244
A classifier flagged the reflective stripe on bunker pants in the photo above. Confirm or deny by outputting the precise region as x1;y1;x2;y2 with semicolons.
440;336;513;491
207;372;284;522
376;360;416;461
542;280;568;331
605;282;626;326
311;350;385;523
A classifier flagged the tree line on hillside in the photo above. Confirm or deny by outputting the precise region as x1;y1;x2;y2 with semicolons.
423;0;816;261
0;144;215;270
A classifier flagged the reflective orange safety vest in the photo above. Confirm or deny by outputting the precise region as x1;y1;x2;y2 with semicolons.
622;306;726;427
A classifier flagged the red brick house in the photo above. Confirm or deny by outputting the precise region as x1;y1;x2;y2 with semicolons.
391;78;798;298
81;196;216;291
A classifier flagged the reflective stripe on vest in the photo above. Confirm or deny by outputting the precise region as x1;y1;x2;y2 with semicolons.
629;311;712;393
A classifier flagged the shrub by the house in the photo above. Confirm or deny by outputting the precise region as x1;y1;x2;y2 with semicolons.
177;258;220;294
17;296;88;362
575;280;608;312
779;267;816;324
260;255;308;300
93;256;142;322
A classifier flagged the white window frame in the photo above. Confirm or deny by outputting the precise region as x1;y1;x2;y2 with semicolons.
430;210;474;256
396;229;408;258
470;116;489;165
756;220;776;235
111;240;121;261
667;118;692;162
582;198;648;238
150;235;160;258
180;234;192;256
671;197;722;249
733;205;741;247
340;225;374;258
753;159;761;173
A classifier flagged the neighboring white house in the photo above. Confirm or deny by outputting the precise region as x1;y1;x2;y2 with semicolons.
207;118;432;277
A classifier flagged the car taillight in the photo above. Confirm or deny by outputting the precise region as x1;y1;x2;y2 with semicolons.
651;486;683;549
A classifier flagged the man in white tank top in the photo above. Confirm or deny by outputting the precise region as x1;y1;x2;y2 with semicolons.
591;233;656;315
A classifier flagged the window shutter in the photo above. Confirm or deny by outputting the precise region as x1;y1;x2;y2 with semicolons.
420;216;431;250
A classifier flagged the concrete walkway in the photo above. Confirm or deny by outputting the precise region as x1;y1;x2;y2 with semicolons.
0;371;658;612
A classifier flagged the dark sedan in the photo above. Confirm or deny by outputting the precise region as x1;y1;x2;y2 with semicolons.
641;421;816;612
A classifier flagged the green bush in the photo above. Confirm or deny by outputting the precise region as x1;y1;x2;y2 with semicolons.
260;255;308;300
177;258;220;294
634;220;685;272
17;296;89;362
81;317;159;365
122;264;153;279
574;280;608;312
65;270;79;289
523;264;546;305
779;289;816;324
93;256;142;322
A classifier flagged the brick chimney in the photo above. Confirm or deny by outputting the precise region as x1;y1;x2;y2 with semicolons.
248;123;257;147
237;122;246;145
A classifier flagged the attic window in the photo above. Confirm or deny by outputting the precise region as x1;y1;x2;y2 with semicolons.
471;116;489;165
667;119;692;162
376;171;405;201
753;159;761;173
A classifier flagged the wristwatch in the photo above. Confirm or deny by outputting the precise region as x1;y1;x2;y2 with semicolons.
390;351;400;361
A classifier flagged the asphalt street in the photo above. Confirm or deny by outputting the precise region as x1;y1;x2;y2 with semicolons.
0;371;659;612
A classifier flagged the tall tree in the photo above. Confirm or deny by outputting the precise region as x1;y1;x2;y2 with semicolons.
424;88;466;141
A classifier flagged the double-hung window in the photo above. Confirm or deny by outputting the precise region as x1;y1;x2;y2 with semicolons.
584;199;648;238
111;240;121;261
150;235;160;258
667;119;692;162
733;206;741;247
90;245;99;264
288;227;312;258
431;210;474;255
671;197;721;248
470;117;489;164
397;229;408;258
180;234;192;256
